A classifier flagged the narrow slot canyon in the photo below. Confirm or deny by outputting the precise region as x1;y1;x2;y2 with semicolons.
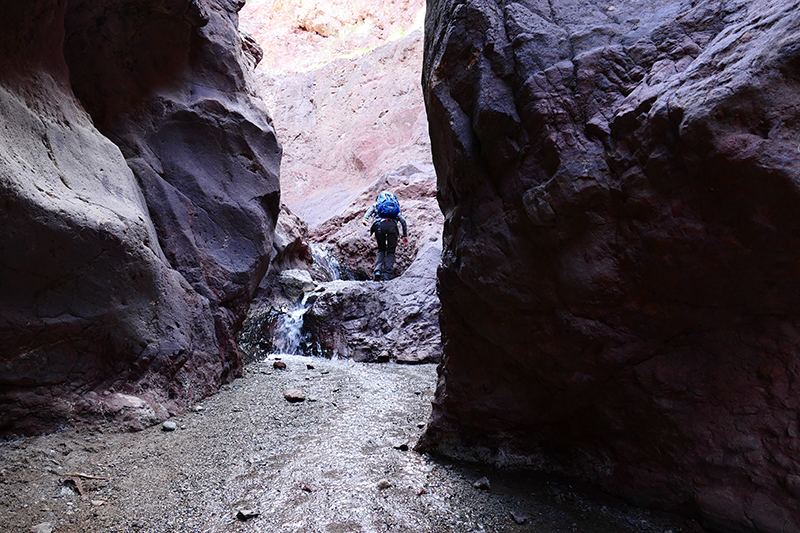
1;1;800;532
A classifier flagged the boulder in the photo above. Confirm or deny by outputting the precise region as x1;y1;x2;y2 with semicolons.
269;204;314;276
279;270;317;302
303;234;442;364
0;0;280;433
419;0;800;531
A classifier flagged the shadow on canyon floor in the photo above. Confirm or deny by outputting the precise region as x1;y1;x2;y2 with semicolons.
0;354;692;533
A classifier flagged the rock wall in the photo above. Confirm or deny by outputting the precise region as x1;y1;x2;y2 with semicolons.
240;0;425;76
419;0;800;531
255;32;432;228
0;0;280;433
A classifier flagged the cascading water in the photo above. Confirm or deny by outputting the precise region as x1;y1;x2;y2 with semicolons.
270;306;309;355
248;243;345;359
312;244;344;281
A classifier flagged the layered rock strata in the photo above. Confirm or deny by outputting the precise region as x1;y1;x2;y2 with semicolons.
0;0;280;433
419;0;800;531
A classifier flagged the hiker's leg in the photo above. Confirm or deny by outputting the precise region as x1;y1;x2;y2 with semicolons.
374;230;387;276
384;226;399;279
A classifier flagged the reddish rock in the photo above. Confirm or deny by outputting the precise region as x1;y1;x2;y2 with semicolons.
273;361;287;370
283;389;306;402
237;21;443;366
269;204;314;276
0;0;280;433
418;0;800;532
254;31;433;232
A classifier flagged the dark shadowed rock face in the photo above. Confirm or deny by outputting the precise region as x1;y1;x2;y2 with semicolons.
419;0;800;531
0;0;280;433
303;234;442;365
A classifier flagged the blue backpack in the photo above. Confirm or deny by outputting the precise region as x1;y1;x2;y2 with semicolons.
376;191;400;218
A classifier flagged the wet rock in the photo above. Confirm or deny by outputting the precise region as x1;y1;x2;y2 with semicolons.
420;0;800;530
302;228;442;364
269;205;314;277
279;269;316;302
161;421;177;432
273;361;287;370
473;477;491;491
236;509;259;521
283;389;306;403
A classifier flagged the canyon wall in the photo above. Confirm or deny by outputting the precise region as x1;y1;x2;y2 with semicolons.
419;0;800;531
0;0;280;433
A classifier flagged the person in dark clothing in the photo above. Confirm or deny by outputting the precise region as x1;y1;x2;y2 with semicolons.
362;191;408;281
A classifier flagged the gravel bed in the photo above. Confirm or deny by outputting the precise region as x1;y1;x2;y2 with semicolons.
0;355;690;533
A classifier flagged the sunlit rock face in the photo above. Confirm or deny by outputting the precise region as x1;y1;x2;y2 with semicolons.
0;0;280;433
419;0;800;531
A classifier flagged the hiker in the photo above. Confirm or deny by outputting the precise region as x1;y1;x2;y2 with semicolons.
362;191;408;281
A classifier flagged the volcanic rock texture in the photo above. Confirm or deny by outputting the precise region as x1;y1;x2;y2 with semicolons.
419;0;800;531
0;0;280;433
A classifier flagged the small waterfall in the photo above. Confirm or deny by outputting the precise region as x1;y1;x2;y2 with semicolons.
239;244;348;361
310;243;356;281
271;306;309;355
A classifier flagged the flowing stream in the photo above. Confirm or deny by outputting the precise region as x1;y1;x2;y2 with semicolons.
240;244;346;360
270;306;309;356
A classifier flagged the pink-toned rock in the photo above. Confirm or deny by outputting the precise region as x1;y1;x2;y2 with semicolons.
283;389;306;403
254;31;432;231
240;0;425;76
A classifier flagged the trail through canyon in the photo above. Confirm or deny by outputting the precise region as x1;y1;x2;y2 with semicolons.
0;355;686;533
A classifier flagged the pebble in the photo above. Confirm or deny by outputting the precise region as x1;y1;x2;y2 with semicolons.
30;523;53;533
510;510;527;524
284;389;306;403
392;441;409;451
162;421;178;431
273;361;287;369
473;476;491;490
377;479;392;490
236;509;259;521
306;364;315;370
